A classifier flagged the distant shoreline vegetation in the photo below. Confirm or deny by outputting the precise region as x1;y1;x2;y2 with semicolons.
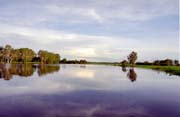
60;58;87;64
0;44;179;76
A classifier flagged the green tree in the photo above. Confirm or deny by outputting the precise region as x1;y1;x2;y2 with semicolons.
174;60;179;66
4;45;13;63
60;58;67;63
121;60;128;67
0;47;4;62
38;50;60;64
18;48;35;63
127;51;138;67
0;45;60;64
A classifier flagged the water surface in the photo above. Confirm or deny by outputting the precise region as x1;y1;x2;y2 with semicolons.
0;64;179;117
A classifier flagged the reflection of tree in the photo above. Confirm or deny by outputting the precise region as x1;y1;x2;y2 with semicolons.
10;64;35;77
122;66;127;72
37;64;60;76
80;65;86;68
0;64;12;80
127;68;137;82
0;64;60;80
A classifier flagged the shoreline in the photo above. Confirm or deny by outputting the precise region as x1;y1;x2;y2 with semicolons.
1;62;180;76
87;62;180;76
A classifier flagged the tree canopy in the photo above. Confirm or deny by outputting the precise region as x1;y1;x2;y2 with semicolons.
0;45;60;64
127;51;138;66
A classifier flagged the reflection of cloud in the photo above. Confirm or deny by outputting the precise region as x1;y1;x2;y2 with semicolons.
0;79;75;96
74;70;94;79
40;100;150;117
32;80;74;93
0;64;179;98
84;104;102;117
70;48;96;57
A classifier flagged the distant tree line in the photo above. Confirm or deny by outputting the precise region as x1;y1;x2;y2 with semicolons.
60;58;87;64
136;59;179;66
120;51;179;67
0;45;60;64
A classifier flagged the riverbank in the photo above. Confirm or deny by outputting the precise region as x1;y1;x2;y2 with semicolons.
134;65;180;76
1;62;180;76
87;62;180;76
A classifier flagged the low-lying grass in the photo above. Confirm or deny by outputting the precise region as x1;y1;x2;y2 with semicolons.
87;62;180;76
1;62;180;76
134;65;180;76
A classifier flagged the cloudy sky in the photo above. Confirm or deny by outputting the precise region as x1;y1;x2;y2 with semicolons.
0;0;179;61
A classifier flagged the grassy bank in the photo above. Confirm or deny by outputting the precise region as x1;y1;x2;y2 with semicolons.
87;62;180;76
134;65;180;76
1;62;180;76
87;62;121;66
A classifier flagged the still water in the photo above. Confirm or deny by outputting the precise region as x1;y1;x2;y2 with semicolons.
0;64;179;117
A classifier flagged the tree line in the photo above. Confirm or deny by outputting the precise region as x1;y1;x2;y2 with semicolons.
120;51;179;66
136;59;179;66
60;58;87;64
0;45;60;64
0;45;178;66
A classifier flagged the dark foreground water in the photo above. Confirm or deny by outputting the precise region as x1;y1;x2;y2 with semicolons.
0;64;179;117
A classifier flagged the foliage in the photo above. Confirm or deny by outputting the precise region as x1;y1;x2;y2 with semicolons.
38;50;60;64
174;60;179;66
60;58;67;63
121;60;128;67
134;65;180;76
0;45;60;64
60;59;87;64
137;59;179;66
127;51;138;66
13;48;35;63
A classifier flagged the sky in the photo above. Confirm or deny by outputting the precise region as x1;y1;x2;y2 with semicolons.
0;0;179;62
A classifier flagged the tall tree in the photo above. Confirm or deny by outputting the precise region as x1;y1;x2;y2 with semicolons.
38;50;60;64
127;51;138;67
4;45;12;63
121;60;128;67
0;47;4;62
174;60;179;66
18;48;35;63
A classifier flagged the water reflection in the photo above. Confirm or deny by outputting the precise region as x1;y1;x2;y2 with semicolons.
0;64;60;80
0;64;12;80
122;66;127;72
36;64;60;76
74;70;94;79
0;64;179;117
127;68;137;82
121;66;137;82
80;64;86;68
0;63;137;82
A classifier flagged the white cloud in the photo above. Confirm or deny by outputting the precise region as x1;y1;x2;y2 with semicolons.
0;23;178;61
82;9;104;23
0;0;178;25
0;0;178;61
69;48;97;57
